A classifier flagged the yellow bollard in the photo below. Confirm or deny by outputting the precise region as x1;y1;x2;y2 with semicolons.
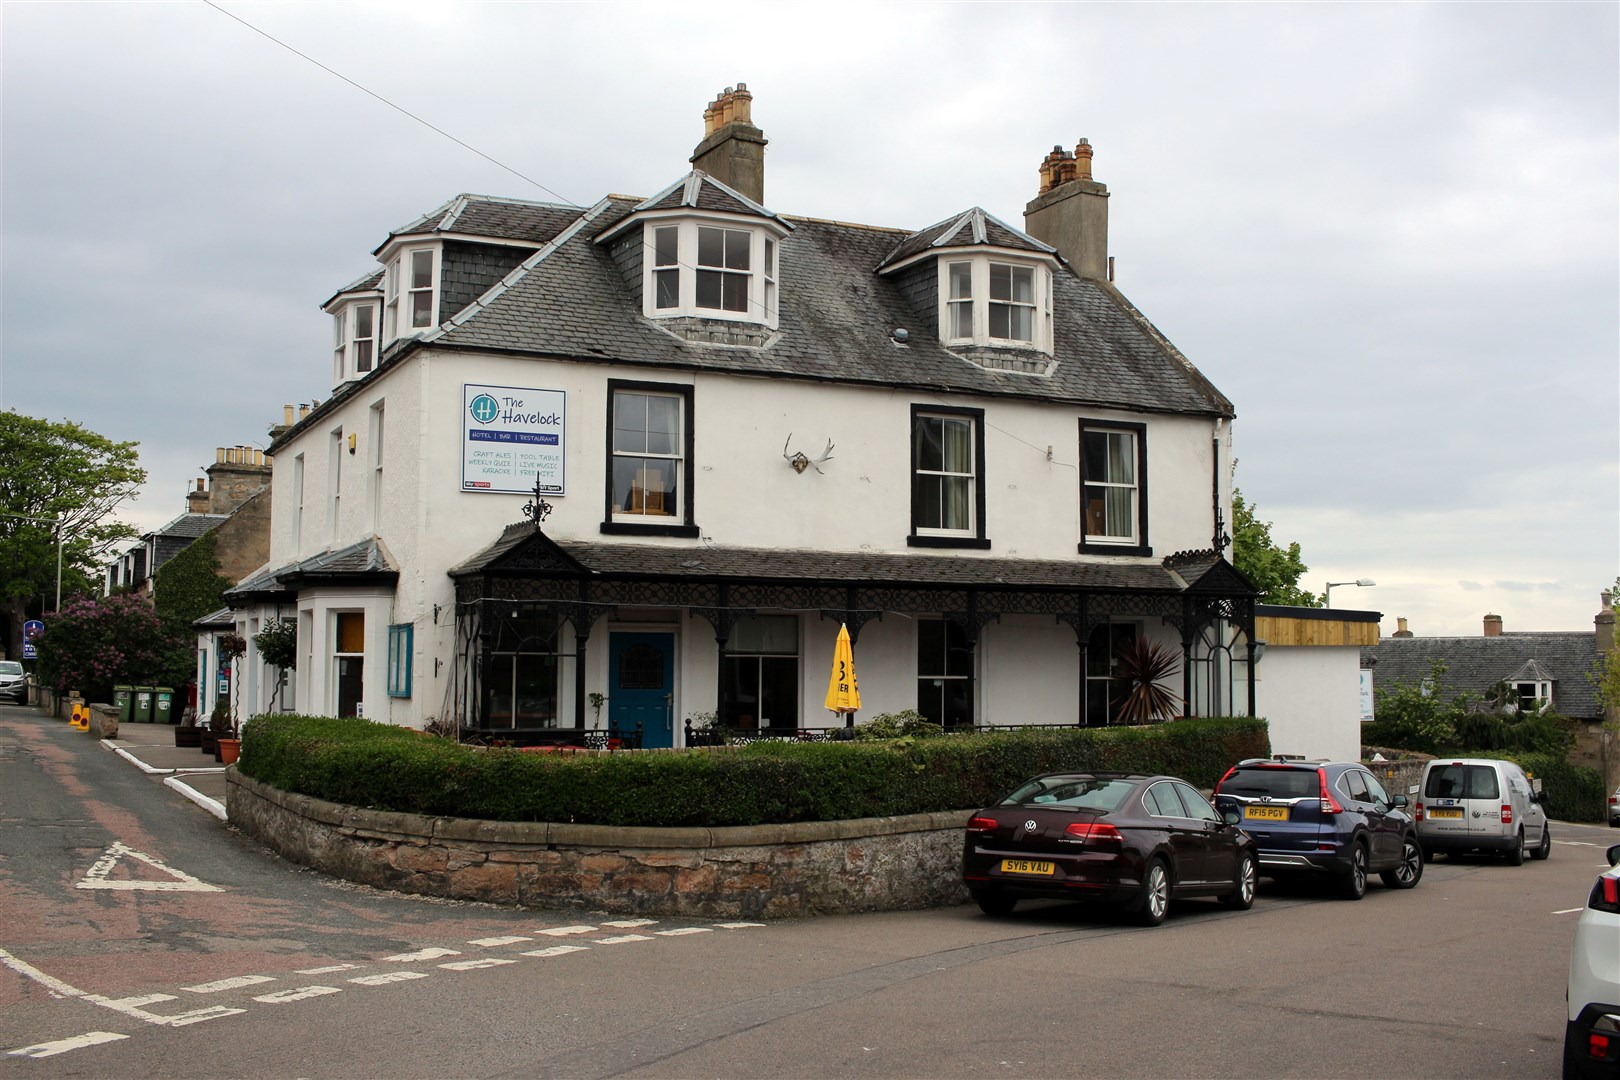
71;704;89;730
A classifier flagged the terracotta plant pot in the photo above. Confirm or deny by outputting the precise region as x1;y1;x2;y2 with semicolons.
216;738;240;765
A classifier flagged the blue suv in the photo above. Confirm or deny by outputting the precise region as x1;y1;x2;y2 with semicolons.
1213;758;1424;900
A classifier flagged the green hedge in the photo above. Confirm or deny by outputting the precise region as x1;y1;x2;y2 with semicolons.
239;715;1270;827
1500;752;1609;824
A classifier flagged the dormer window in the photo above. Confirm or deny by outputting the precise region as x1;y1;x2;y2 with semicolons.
640;217;783;327
940;256;1052;352
383;246;439;343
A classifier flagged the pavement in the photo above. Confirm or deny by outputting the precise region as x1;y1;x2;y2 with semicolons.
94;718;231;821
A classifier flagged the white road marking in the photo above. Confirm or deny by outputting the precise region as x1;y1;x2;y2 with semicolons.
655;927;713;936
183;975;275;994
76;842;222;893
164;1006;245;1027
716;922;766;929
601;919;657;928
349;971;430;986
254;986;343;1004
1553;907;1585;915
468;936;531;947
597;934;652;945
295;963;357;975
7;1031;128;1058
537;925;596;936
101;994;177;1009
520;945;589;958
381;947;460;962
440;958;519;971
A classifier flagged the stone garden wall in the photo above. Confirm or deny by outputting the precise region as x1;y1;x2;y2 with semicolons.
226;770;973;918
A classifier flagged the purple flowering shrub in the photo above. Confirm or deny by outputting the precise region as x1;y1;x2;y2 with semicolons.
34;594;191;703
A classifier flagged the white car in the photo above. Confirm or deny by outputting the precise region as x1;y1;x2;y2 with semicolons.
1565;842;1620;1078
0;660;26;705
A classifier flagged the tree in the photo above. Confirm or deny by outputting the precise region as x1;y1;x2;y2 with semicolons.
0;411;146;658
34;593;191;704
1231;488;1322;607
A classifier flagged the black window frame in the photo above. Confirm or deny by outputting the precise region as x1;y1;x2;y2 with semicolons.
908;404;989;550
601;379;699;538
1078;418;1150;556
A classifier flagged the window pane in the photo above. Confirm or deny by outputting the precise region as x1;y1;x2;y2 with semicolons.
514;655;558;726
1105;486;1133;535
1009;305;1032;342
355;305;374;337
614;458;675;515
915;417;944;471
655;269;679;309
654;226;678;267
1011;266;1033;303
990;264;1012;302
758;656;798;727
940;418;972;473
644;395;679;454
487;655;515;728
729;614;798;653
695;269;722;309
941;476;971;530
411;291;433;328
355;341;373;372
333;312;345;346
988;303;1010;339
949;263;972;300
614;393;648;453
697;227;723;267
951;301;973;338
764;238;775;276
336;612;364;653
411;250;433;288
724;229;750;270
721;273;748;312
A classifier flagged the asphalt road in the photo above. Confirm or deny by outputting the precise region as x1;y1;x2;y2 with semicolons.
2;704;1614;1079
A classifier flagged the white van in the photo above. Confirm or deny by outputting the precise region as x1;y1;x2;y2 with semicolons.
1415;758;1551;864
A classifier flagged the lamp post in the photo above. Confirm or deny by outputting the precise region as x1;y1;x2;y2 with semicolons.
1;513;62;611
1325;578;1376;608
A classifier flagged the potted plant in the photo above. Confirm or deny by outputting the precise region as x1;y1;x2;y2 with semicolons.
1109;637;1182;725
201;701;227;755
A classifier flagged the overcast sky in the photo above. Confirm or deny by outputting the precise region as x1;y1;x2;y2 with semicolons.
2;1;1615;638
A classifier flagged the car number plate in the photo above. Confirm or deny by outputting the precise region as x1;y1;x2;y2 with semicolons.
1243;805;1289;821
1428;808;1463;819
1000;859;1054;876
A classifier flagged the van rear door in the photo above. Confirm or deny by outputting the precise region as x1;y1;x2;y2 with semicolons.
1423;762;1498;844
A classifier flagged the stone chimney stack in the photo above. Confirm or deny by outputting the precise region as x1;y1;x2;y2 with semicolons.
1024;138;1110;281
690;83;767;204
204;445;272;516
1483;613;1503;637
185;477;209;515
1597;591;1615;658
1393;617;1413;638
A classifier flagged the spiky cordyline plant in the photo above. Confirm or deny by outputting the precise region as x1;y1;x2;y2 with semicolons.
1111;637;1182;725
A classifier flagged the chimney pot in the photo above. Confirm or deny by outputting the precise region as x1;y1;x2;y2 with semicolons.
283;404;295;426
1393;617;1412;638
691;83;767;204
1483;614;1503;637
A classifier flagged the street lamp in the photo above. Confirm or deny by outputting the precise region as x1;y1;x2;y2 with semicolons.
1;513;63;611
1325;578;1376;608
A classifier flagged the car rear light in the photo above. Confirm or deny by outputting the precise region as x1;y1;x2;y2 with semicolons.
1064;821;1122;845
1414;801;1425;822
1215;765;1240;791
967;817;999;833
1500;804;1513;825
1590;1031;1613;1060
1317;768;1344;815
1592;875;1620;915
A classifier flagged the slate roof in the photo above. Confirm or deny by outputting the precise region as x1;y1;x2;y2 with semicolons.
618;172;788;227
410;182;1232;419
224;537;398;603
146;512;228;542
878;207;1056;269
1363;633;1602;720
452;522;1188;593
377;193;582;251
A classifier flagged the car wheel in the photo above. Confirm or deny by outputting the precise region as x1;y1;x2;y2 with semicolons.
1134;859;1171;926
1531;824;1552;861
1505;828;1526;866
1336;842;1368;900
1222;851;1257;910
1380;837;1424;889
974;891;1017;917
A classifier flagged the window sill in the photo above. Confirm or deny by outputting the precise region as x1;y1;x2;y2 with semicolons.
1078;540;1153;557
908;535;991;550
600;521;701;539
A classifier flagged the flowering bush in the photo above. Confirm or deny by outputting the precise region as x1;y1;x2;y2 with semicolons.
34;594;191;703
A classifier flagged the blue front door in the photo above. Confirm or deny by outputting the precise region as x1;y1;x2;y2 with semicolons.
608;632;674;748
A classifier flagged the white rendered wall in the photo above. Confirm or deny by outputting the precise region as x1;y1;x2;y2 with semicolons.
1254;645;1363;763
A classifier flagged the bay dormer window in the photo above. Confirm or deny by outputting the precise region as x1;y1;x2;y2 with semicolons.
382;246;439;344
938;255;1053;353
640;217;783;328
